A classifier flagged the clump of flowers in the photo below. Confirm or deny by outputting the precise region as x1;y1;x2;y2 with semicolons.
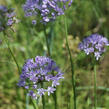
23;0;73;23
17;56;64;99
0;5;17;32
79;34;109;60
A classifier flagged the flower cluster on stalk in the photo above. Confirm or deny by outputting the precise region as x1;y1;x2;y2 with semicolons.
17;56;64;99
79;34;109;60
0;5;18;32
23;0;73;24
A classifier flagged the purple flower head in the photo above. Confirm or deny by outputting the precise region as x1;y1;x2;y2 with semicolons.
23;0;73;23
79;34;109;60
0;5;18;32
17;56;64;99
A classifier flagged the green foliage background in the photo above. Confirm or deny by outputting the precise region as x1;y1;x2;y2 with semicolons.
0;0;109;109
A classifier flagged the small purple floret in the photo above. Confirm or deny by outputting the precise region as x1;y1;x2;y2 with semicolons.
47;87;56;96
32;20;36;25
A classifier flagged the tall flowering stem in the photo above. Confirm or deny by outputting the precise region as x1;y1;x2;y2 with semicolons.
64;16;76;109
43;25;57;109
94;63;97;109
43;26;49;109
3;32;21;74
79;34;109;109
0;5;20;74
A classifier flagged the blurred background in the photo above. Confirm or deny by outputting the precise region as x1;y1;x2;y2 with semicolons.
0;0;109;109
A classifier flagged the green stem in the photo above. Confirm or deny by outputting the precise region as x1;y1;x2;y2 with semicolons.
64;16;76;109
3;32;21;74
42;95;45;109
43;25;57;109
26;94;29;109
53;91;57;109
43;25;51;56
41;83;45;109
30;97;38;109
94;64;97;109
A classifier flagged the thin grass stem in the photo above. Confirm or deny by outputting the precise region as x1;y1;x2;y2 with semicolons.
64;15;76;109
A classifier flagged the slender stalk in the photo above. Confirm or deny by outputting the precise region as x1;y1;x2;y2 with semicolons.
53;91;57;109
64;15;76;109
43;25;57;109
41;83;45;109
42;95;45;109
43;25;50;56
3;32;21;74
94;64;97;109
30;97;38;109
26;94;29;109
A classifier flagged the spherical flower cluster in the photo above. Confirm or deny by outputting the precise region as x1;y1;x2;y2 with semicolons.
23;0;73;23
0;5;17;32
17;56;64;99
79;34;109;60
